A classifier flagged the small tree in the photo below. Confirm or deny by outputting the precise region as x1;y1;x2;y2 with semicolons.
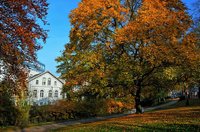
15;98;31;128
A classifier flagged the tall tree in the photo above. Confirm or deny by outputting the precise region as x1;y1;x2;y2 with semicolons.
57;0;199;113
0;0;48;96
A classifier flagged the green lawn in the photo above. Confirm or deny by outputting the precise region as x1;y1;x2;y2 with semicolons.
53;99;200;132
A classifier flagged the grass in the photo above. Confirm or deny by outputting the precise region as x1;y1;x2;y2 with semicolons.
1;99;199;132
53;99;200;132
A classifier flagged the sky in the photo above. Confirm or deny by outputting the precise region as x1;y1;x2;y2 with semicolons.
36;0;196;76
37;0;80;76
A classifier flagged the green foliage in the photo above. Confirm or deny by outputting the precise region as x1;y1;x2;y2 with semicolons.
0;81;18;126
0;80;31;128
15;99;31;128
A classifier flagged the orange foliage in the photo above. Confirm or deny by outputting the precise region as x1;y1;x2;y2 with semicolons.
0;0;48;95
105;99;132;114
0;0;48;62
57;0;199;113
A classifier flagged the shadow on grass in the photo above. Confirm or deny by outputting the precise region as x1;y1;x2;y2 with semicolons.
58;102;200;131
95;122;200;132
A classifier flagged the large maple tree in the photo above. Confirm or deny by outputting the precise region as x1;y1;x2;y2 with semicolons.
57;0;199;113
0;0;48;95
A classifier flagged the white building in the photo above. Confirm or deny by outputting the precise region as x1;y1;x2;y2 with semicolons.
0;60;5;82
28;71;65;106
25;61;65;105
0;60;65;106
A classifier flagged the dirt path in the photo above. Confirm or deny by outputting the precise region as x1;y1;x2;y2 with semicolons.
12;100;178;132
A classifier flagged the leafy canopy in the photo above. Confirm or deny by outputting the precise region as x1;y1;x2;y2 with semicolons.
57;0;199;102
0;0;48;95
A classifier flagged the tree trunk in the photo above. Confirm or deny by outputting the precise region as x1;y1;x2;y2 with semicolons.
135;84;142;114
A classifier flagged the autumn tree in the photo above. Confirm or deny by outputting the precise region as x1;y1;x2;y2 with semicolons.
57;0;199;113
0;0;48;96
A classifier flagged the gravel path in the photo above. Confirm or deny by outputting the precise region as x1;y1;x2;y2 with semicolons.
12;100;178;132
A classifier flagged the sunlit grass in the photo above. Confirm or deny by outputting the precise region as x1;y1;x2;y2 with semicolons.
54;99;200;132
1;99;199;131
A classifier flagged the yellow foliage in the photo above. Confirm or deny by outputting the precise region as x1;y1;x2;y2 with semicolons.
105;99;132;114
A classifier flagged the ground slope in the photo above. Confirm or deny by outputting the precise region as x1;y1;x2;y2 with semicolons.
54;99;200;132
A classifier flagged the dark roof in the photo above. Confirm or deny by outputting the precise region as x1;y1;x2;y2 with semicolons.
28;71;64;84
29;73;40;79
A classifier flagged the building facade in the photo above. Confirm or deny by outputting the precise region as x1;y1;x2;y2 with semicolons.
28;71;64;105
25;61;65;105
0;60;65;106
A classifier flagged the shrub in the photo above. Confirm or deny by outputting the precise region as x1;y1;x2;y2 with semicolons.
76;98;134;116
179;95;186;101
29;98;134;123
0;83;18;126
0;101;18;126
104;99;133;114
29;100;77;123
15;99;31;128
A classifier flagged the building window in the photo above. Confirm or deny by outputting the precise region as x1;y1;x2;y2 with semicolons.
54;90;58;97
54;81;57;86
40;90;44;98
42;77;46;85
49;90;52;97
36;80;39;85
33;90;37;98
48;78;51;85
